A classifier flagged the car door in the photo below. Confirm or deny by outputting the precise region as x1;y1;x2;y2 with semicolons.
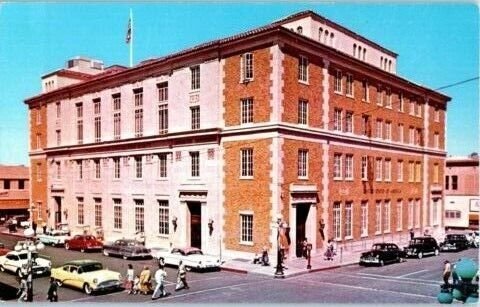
4;254;19;272
59;265;73;286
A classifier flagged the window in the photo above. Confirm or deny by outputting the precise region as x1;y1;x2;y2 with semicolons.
385;121;391;140
345;155;353;180
434;133;439;149
135;156;142;179
452;175;458;190
376;119;383;138
409;100;415;115
318;27;323;41
158;200;169;235
240;214;253;243
190;151;200;177
384;159;391;182
36;108;41;124
113;199;122;229
408;200;414;229
362;115;370;137
94;198;102;227
333;202;342;240
191;106;200;130
298;56;308;82
3;180;10;190
376;88;383;106
334;109;342;131
94;99;101;142
191;65;200;90
36;163;42;182
383;201;391;233
433;163;439;184
56;102;61;119
134;88;143;137
396;200;403;231
18;180;25;190
397;160;403;182
241;148;253;177
434;107;440;122
158;82;168;135
398;124;404;143
409;127;415;144
345;202;352;238
375;201;382;234
113;158;120;179
408;161;415;182
135;199;144;233
385;88;392;108
361;202;368;236
345;111;353;133
416;102;422;117
56;130;61;146
445;210;461;219
241;98;254;124
375;158;383;181
432;198;439;225
361;156;368;181
399;93;404;112
298;149;308;178
296;26;303;34
92;159;100;179
445;175;450;190
353;44;357;57
241;53;254;81
113;94;121;140
415;199;421;227
55;162;61;179
333;154;342;179
416;128;423;146
158;154;168;178
76;103;83;144
77;161;83;180
415;162;421;183
362;80;369;102
346;74;354;97
297;99;309;125
334;70;342;93
36;133;41;149
77;197;84;225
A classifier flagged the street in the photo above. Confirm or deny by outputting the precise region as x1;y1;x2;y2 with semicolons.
0;232;478;303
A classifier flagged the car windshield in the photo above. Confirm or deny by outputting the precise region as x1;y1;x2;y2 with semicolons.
18;253;39;260
126;241;140;246
372;245;386;251
186;250;203;256
410;239;425;245
81;263;103;272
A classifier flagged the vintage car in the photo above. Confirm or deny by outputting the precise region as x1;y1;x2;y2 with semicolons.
440;234;470;252
51;260;122;295
102;239;151;260
0;251;51;277
37;230;70;247
404;236;440;258
466;231;479;248
359;243;406;266
154;247;222;270
55;223;71;236
65;235;103;252
0;243;10;256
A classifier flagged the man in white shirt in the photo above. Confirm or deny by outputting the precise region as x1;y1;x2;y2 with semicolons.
151;265;167;300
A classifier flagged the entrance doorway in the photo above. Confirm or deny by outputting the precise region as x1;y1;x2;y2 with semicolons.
54;197;62;225
295;204;310;258
188;202;201;249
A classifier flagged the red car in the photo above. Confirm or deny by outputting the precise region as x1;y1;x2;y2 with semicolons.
65;235;103;252
0;242;10;256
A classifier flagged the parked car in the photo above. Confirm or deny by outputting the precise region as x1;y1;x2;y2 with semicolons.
404;236;440;258
55;223;71;236
0;251;51;277
65;235;103;252
154;247;222;270
359;243;406;266
50;260;122;295
0;243;10;256
466;231;479;248
440;234;470;252
37;230;70;247
102;239;151;260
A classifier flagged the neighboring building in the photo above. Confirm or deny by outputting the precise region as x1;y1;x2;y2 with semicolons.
24;11;449;260
0;165;30;220
445;155;479;230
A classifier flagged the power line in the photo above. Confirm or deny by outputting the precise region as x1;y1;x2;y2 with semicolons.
434;76;479;91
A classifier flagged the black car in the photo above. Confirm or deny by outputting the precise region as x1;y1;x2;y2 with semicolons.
439;234;469;252
404;236;439;258
359;243;406;266
102;239;151;260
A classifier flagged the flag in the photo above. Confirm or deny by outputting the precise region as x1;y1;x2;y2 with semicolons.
126;17;131;44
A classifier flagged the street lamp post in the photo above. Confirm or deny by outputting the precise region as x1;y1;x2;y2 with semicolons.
14;227;45;302
274;221;285;279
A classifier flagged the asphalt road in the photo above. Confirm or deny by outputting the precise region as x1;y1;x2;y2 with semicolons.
0;233;478;303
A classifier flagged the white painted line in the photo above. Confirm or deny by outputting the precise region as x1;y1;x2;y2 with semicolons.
356;272;440;284
397;269;428;278
333;273;439;287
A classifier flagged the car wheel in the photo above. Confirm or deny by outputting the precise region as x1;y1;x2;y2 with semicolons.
65;243;70;250
434;249;439;256
379;260;385;267
123;255;128;260
418;252;423;259
51;242;56;247
103;250;109;257
80;248;85;253
83;283;93;295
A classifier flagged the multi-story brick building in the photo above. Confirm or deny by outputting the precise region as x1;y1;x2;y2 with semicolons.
24;11;450;259
0;165;30;221
444;155;479;230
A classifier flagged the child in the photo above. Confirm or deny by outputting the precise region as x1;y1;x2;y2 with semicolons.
132;275;140;295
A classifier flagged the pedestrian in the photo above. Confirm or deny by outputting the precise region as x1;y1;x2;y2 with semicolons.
452;261;459;286
175;260;189;291
17;277;27;302
138;266;152;295
443;260;452;286
261;246;270;266
409;228;414;240
151;264;168;299
132;274;140;295
125;264;134;294
158;257;165;268
42;221;47;234
324;239;334;261
46;277;58;302
32;221;37;235
302;238;308;259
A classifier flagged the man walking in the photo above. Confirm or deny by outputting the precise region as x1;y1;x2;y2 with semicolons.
17;277;27;302
151;264;167;300
47;277;58;302
443;260;452;286
175;260;189;291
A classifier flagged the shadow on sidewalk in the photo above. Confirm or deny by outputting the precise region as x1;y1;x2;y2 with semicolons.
0;281;18;301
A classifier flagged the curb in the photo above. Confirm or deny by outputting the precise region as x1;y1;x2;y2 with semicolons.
220;267;248;274
0;231;27;239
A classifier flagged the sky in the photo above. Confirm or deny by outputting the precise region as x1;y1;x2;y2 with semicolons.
0;2;478;166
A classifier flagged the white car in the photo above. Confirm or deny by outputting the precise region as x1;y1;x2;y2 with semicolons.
154;247;222;270
37;230;70;247
466;231;480;247
0;251;51;277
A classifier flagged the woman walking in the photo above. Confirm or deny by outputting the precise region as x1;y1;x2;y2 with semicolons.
46;277;58;302
125;264;134;294
138;266;152;295
175;260;189;291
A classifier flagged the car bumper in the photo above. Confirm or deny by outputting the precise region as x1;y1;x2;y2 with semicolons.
93;280;123;292
32;267;50;275
359;258;380;264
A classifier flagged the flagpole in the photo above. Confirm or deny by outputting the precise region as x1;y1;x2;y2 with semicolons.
129;8;133;68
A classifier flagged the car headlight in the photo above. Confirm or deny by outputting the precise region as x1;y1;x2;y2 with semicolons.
413;249;417;253
376;255;379;259
93;278;98;284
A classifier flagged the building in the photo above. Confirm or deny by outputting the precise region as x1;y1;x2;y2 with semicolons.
24;11;450;260
444;154;479;230
0;165;30;221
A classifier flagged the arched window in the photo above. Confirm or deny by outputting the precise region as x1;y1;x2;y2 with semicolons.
388;60;392;72
324;30;329;44
353;44;357;57
380;56;383;68
363;48;366;61
384;58;388;70
330;33;334;47
319;27;323;42
297;26;303;34
357;46;361;59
